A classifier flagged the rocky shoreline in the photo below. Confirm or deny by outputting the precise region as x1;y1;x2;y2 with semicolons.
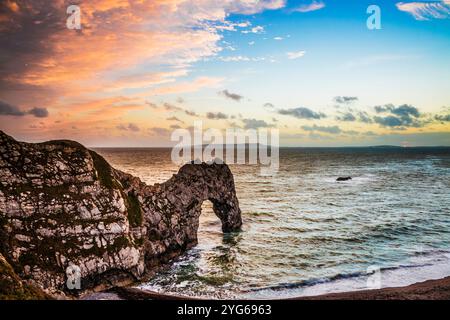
0;131;242;299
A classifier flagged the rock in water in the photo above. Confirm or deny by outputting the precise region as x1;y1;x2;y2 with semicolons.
336;177;352;181
0;130;242;297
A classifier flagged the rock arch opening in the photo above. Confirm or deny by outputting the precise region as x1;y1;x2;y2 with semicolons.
198;200;223;246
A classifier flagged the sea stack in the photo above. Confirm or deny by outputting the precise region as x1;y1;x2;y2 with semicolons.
0;131;242;298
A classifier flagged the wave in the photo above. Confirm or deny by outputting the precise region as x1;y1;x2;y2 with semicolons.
240;249;450;299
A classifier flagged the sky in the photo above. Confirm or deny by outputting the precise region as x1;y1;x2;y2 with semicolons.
0;0;449;147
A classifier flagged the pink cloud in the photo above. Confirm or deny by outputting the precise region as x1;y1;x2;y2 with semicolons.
292;1;325;13
396;1;450;20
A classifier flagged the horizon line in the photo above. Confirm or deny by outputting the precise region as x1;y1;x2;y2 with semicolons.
90;144;450;149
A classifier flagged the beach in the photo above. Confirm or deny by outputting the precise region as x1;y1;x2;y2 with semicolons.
299;276;450;300
99;276;450;300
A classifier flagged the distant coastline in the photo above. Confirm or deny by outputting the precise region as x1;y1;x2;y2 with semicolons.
91;145;450;150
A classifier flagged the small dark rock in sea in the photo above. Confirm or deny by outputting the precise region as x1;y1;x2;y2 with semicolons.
337;177;352;181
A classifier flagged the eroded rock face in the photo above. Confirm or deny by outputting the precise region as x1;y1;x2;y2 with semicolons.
0;131;242;296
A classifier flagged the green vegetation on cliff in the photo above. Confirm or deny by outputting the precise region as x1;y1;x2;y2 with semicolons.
126;192;143;227
89;150;115;188
0;254;49;300
89;150;143;227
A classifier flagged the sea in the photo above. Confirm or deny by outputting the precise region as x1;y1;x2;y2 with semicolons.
94;147;450;299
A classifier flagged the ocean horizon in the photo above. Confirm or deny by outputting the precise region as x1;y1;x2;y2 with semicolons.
90;145;450;149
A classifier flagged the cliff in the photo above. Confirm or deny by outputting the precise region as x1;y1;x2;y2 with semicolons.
0;131;242;298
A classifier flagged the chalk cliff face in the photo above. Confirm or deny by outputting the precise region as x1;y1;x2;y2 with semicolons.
0;131;242;297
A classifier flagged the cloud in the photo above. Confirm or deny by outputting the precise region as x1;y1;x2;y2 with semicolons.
163;103;183;112
107;69;188;92
374;104;420;117
302;124;342;134
1;2;224;90
166;116;183;123
374;116;404;127
176;97;185;104
146;101;159;109
373;104;423;128
27;107;49;118
242;26;265;34
278;107;326;119
292;1;326;13
336;112;357;122
263;102;275;109
218;56;266;62
242;118;272;129
374;105;388;113
435;114;450;122
342;130;360;136
215;21;251;32
184;110;198;117
0;0;282;91
151;77;223;96
0;0;283;125
117;123;140;132
219;56;250;62
358;111;373;123
0;100;48;117
335;109;373;123
227;0;286;15
334;96;358;104
146;101;197;117
62;97;144;124
128;123;140;132
0;100;25;116
274;36;284;41
148;127;171;137
396;1;450;20
218;90;244;102
287;51;306;59
206;112;229;120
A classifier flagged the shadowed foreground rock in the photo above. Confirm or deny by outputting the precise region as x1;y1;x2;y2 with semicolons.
0;252;49;299
0;131;242;298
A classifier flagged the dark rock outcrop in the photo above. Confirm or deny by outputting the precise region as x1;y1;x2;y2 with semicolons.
0;131;242;297
336;177;352;182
